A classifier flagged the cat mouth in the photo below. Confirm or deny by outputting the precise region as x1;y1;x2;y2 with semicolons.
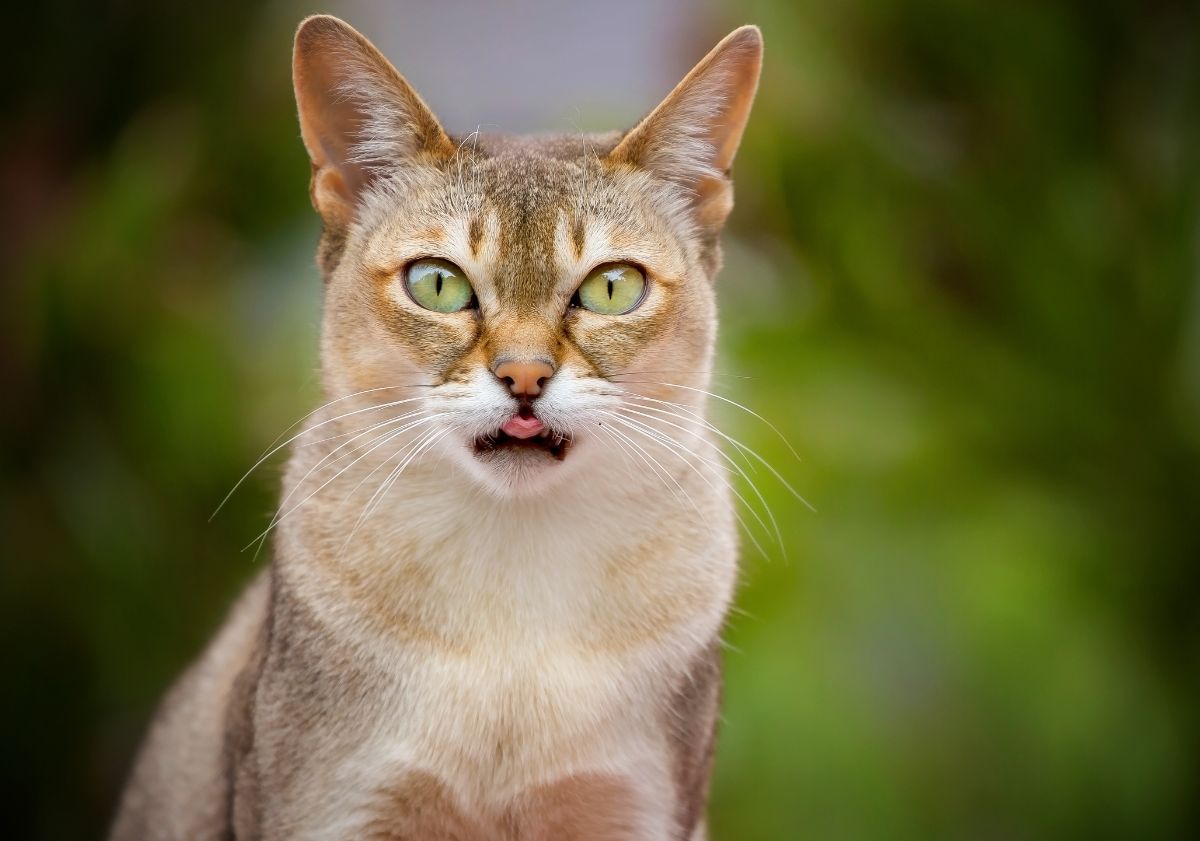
473;426;573;461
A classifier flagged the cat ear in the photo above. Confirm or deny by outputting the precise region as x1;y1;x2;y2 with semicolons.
608;26;762;232
293;15;454;226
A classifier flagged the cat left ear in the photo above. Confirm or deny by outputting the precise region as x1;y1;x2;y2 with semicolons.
608;26;762;233
293;15;454;227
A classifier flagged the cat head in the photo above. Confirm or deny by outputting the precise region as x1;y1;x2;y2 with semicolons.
293;15;761;495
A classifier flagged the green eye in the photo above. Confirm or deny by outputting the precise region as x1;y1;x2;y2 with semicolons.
575;263;647;315
405;259;475;313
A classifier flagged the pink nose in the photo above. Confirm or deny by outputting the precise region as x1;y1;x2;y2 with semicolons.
493;359;554;397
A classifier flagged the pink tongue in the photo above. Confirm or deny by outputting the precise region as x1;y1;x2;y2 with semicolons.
500;415;545;439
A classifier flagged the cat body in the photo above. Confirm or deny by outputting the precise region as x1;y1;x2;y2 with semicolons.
111;15;761;840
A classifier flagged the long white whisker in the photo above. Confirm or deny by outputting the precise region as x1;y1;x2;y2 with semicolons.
591;422;642;487
614;405;786;538
262;385;430;452
271;410;434;524
242;414;442;553
610;370;753;380
622;381;803;463
594;421;734;554
621;393;757;472
338;427;452;557
211;392;431;520
599;411;771;558
596;419;676;498
596;416;700;516
607;409;783;556
297;408;432;450
245;417;427;560
622;394;815;512
336;421;444;507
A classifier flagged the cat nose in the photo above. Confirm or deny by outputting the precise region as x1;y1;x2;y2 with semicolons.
493;358;555;397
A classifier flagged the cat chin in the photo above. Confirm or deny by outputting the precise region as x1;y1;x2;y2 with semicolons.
449;435;589;497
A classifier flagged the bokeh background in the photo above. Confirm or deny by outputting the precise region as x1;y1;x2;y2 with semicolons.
3;0;1198;838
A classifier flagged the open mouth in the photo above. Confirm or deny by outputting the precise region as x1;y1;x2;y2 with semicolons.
473;408;573;462
473;427;572;461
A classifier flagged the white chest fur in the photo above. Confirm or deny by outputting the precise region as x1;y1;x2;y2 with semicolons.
272;452;736;837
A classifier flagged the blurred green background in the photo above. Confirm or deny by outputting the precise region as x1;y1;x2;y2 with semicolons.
2;0;1198;838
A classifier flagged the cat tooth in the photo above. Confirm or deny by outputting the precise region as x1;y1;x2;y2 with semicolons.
538;428;550;439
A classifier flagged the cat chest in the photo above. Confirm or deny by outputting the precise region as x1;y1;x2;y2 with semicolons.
359;769;668;841
307;649;678;840
379;643;669;776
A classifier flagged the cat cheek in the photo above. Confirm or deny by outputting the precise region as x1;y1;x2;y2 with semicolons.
568;313;671;373
374;303;479;377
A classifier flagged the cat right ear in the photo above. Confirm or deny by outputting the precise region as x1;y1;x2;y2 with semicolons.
609;26;762;234
293;15;453;226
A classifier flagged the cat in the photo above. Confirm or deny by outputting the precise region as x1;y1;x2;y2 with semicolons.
110;14;762;841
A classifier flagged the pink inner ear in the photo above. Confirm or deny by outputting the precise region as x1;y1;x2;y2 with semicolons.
309;166;359;225
607;26;761;192
293;14;455;222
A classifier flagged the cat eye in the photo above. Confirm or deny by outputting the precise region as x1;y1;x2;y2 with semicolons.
573;263;647;315
405;258;476;313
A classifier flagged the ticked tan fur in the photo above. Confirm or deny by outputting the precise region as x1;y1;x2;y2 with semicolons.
111;15;761;841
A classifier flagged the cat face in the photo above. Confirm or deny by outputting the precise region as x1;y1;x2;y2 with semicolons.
293;16;761;494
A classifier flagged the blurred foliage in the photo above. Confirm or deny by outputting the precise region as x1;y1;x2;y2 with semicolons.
1;1;1198;839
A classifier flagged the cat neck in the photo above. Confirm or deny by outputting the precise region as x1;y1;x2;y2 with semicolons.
271;426;737;655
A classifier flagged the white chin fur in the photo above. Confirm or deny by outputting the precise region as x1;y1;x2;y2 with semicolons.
439;433;593;497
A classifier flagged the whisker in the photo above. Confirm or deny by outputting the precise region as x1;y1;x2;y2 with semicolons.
271;410;434;525
618;380;803;464
610;370;753;380
246;417;428;561
336;420;442;507
338;427;452;557
616;404;783;507
622;395;758;473
593;421;653;489
609;408;784;556
296;408;432;449
599;411;772;559
596;420;688;508
242;414;442;553
259;384;434;455
245;417;426;563
592;422;642;487
596;415;701;517
621;393;815;512
211;390;432;521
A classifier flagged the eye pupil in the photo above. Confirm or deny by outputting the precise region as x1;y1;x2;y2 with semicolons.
607;278;614;300
435;272;443;296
